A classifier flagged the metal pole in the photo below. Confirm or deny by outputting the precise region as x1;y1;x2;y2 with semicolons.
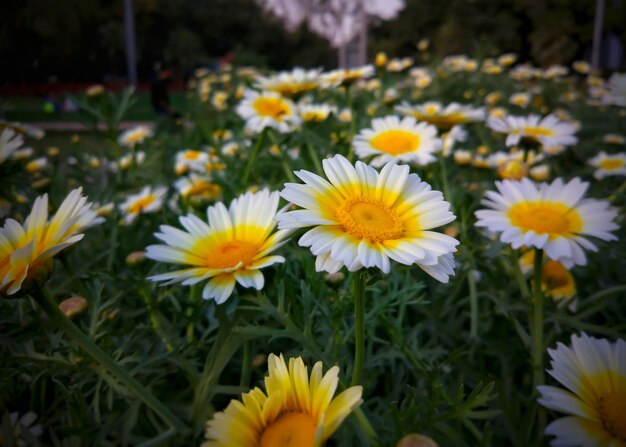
123;0;138;86
591;0;605;71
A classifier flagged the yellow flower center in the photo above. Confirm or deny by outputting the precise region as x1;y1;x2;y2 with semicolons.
259;412;317;447
183;151;201;160
126;131;147;143
523;126;554;138
206;240;257;269
599;159;625;170
598;392;626;440
185;182;220;198
412;112;466;130
272;82;318;96
253;97;291;121
128;196;156;214
303;111;326;122
507;201;582;237
370;130;421;155
498;160;528;180
336;198;404;242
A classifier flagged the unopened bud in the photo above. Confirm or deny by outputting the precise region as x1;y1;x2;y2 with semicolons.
396;434;439;447
126;251;145;265
59;296;88;319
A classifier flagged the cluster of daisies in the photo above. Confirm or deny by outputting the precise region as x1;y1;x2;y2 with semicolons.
2;51;626;446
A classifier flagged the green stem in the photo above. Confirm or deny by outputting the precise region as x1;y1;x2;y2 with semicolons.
439;153;451;201
511;251;531;300
239;340;252;387
267;129;296;182
138;282;174;352
531;248;546;439
305;142;324;175
34;287;187;434
351;271;366;387
608;178;626;203
186;285;201;343
242;127;266;185
468;270;478;338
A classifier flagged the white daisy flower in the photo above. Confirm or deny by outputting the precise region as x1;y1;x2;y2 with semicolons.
587;151;626;180
321;65;375;88
538;333;626;447
475;178;619;267
118;125;153;148
396;101;485;130
276;155;459;282
0;128;24;165
487;114;578;148
603;72;626;107
254;67;322;96
298;103;338;123
236;90;300;134
175;149;210;175
119;186;167;225
353;116;440;167
146;190;291;304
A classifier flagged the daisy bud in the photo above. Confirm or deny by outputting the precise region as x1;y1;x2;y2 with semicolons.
396;434;439;447
59;296;88;319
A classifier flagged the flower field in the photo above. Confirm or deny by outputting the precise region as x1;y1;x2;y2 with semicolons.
1;54;626;447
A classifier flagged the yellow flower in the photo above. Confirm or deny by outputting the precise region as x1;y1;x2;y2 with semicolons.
146;190;291;303
0;188;102;296
519;251;576;300
276;155;459;282
202;354;362;447
375;51;387;68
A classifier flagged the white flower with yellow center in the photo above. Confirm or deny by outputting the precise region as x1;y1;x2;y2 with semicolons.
573;61;590;74
603;133;626;145
386;57;413;72
353;116;440;167
321;65;375;88
396;101;485;131
543;64;569;79
202;353;362;447
498;53;518;66
487;114;578;148
175;149;210;175
510;64;541;81
276;155;459;282
119;186;167;225
174;174;221;201
0;128;24;165
475;178;619;267
146;190;291;303
509;92;532;108
254;67;322;97
237;90;300;134
588;151;626;180
299;104;338;123
0;188;102;296
117;125;153;148
603;73;626;107
538;333;626;446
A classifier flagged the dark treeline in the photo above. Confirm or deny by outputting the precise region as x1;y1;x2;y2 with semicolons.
1;0;625;84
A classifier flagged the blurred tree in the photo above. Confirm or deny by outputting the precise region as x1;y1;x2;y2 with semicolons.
0;0;624;84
